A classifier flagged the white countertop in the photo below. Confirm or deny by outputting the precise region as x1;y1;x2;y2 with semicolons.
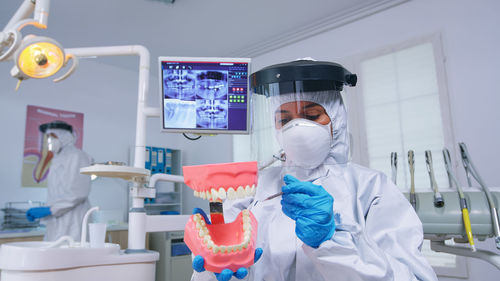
0;224;129;239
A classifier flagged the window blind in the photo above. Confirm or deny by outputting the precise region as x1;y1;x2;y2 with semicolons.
360;42;449;190
359;41;460;273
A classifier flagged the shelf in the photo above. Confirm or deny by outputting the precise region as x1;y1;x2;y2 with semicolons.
80;164;150;181
145;203;181;207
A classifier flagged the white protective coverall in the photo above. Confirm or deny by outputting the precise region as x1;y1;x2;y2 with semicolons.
192;91;438;281
41;129;92;241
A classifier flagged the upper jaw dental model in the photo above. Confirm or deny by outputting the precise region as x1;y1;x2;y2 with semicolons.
183;161;259;273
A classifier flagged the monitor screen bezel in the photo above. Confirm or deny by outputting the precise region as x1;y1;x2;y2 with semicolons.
158;56;251;135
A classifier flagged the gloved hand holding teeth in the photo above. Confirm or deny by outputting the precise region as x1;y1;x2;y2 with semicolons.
280;174;336;248
191;208;264;281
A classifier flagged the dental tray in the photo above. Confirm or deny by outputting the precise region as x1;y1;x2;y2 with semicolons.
80;164;150;181
403;190;500;240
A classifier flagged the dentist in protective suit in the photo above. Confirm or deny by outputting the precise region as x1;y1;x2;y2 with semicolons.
26;120;93;241
192;60;438;281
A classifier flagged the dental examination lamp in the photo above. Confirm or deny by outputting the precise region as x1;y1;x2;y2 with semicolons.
0;0;77;90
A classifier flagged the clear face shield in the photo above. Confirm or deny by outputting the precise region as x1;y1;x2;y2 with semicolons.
249;60;357;172
35;121;74;182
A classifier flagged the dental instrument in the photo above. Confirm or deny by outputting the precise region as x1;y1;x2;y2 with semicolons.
391;152;397;185
408;150;417;210
459;143;500;250
425;150;444;208
443;148;476;252
264;191;284;201
258;149;285;171
460;145;474;187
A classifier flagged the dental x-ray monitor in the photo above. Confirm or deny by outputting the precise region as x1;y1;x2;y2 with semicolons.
159;57;251;134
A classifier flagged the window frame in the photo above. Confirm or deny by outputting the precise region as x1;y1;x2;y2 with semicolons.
348;33;467;278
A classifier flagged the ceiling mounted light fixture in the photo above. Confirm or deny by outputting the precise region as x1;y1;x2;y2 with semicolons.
9;35;77;90
0;0;78;90
14;36;65;79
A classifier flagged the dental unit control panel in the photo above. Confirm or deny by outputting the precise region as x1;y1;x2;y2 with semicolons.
159;57;251;134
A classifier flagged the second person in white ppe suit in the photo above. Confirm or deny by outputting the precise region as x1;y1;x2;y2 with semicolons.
191;60;438;281
26;120;93;241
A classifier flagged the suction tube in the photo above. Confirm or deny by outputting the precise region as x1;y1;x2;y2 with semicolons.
408;150;417;210
443;148;475;251
425;150;444;208
391;152;397;185
459;143;500;249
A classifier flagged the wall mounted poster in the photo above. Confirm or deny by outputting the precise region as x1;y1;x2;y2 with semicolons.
21;105;84;187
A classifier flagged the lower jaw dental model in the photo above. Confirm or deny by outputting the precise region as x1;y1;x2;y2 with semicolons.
183;161;258;273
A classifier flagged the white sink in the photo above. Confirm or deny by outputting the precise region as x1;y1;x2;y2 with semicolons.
0;241;159;281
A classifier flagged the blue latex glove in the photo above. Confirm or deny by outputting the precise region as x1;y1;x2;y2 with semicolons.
280;174;335;248
191;208;263;281
26;207;51;222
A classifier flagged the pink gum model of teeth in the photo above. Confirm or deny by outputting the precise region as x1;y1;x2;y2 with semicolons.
183;161;258;273
184;161;257;201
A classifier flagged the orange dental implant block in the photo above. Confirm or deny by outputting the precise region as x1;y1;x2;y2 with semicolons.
183;161;259;273
184;209;258;273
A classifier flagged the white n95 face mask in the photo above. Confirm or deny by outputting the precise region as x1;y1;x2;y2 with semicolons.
47;136;62;154
276;118;333;169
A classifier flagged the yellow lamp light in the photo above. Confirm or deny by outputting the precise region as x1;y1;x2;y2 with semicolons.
15;36;65;79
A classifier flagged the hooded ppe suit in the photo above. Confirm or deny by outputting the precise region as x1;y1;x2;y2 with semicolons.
191;89;437;281
40;128;92;241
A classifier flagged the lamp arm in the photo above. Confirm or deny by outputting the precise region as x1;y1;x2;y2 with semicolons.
4;0;50;32
2;0;36;32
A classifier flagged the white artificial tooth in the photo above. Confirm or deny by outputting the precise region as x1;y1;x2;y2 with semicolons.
203;235;210;244
213;246;219;254
207;240;214;249
194;214;201;222
237;186;245;198
250;185;256;195
227;188;236;200
243;222;250;231
206;190;212;200
236;244;243;251
199;229;204;238
218;188;227;199
245;185;251;195
200;191;206;199
228;246;234;253
194;190;199;197
243;241;249;249
211;188;219;200
196;222;201;229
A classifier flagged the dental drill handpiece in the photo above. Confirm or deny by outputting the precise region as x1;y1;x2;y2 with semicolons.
443;148;476;251
459;143;500;249
425;150;444;208
459;145;474;187
408;150;417;210
391;152;398;185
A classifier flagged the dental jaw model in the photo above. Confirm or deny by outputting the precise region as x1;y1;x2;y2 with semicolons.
183;161;258;273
